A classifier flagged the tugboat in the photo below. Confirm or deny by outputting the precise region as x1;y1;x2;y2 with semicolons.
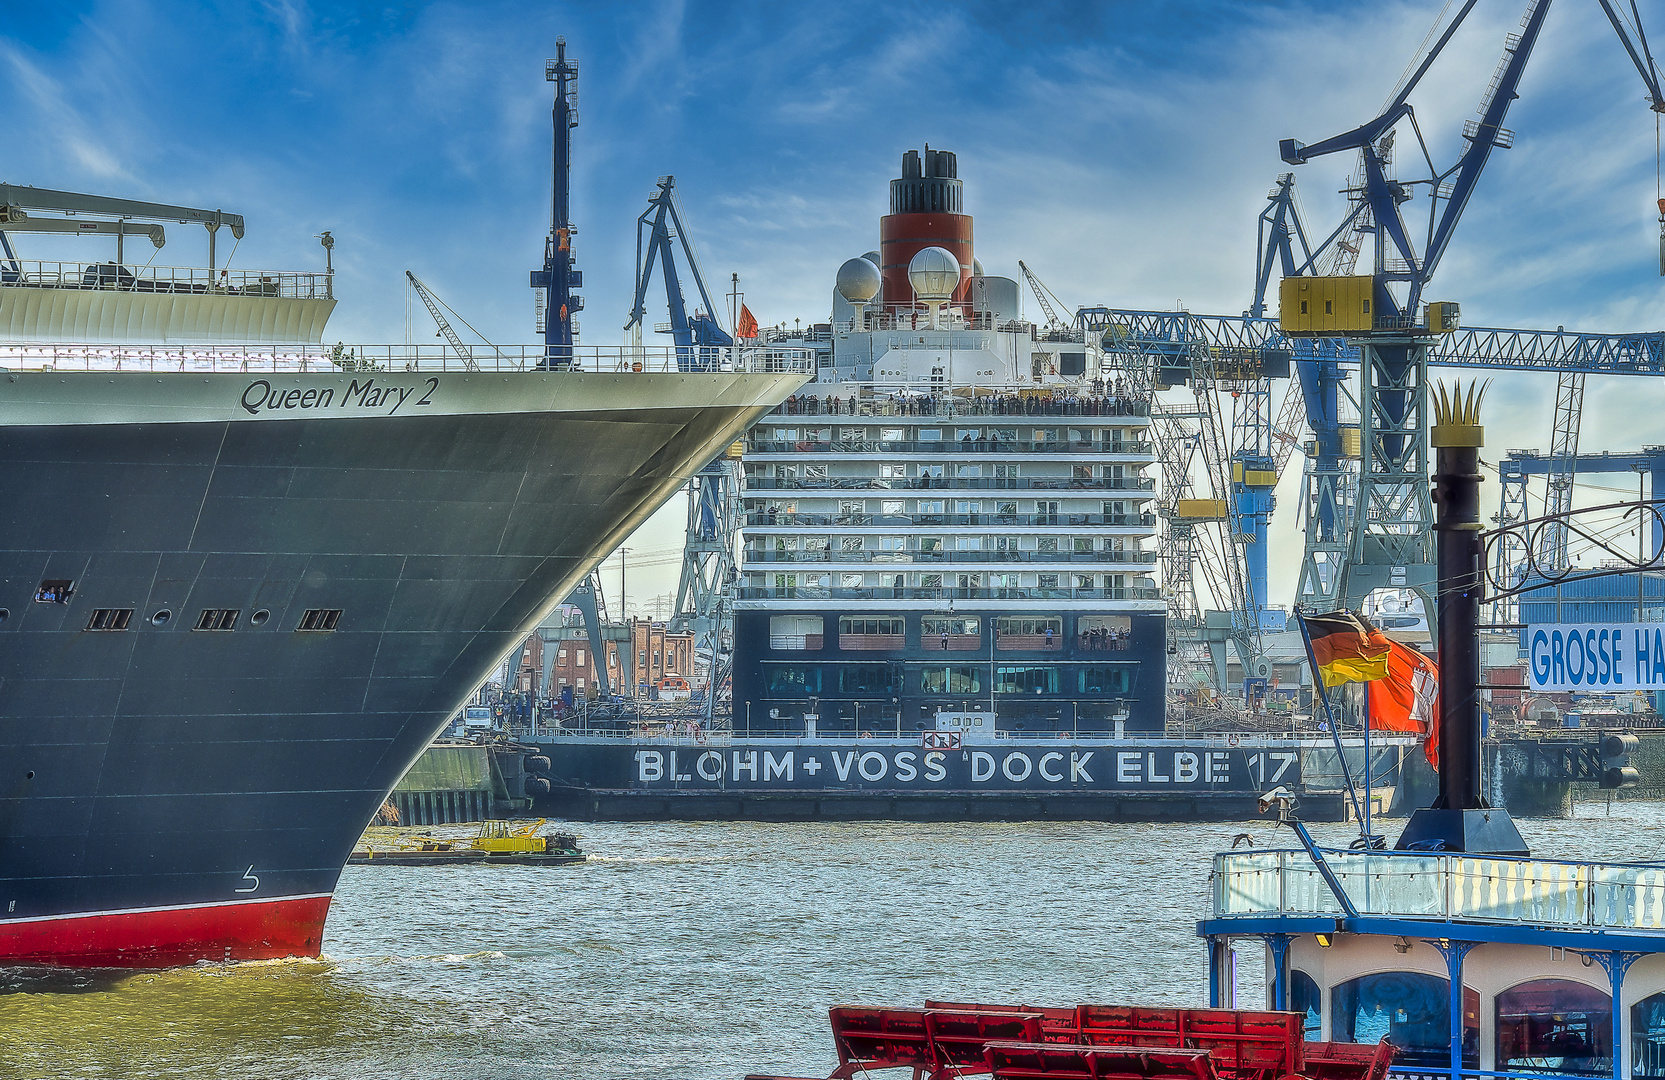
348;819;585;867
740;389;1662;1080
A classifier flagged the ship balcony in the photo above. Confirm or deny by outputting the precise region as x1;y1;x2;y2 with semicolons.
743;511;1159;529
742;550;1158;566
1211;848;1665;935
735;584;1162;602
743;476;1157;493
744;438;1156;457
769;396;1150;422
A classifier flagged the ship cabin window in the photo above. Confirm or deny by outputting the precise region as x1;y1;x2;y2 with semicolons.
880;500;905;516
764;664;820;695
1289;970;1322;1042
85;609;133;632
995;666;1058;695
34;580;73;604
769;615;824;651
1081;615;1134;651
803;464;829;479
1496;979;1611;1077
1332;972;1478;1068
1078;665;1136;694
838;616;905;651
880;427;906;443
918;428;942;441
995;616;1062;650
922;616;980;651
838;664;901;694
921;666;982;694
195;608;240;632
1073;537;1095;554
1037;537;1059;553
297;609;342;632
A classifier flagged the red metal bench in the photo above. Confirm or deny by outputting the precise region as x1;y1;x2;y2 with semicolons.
984;1041;1220;1080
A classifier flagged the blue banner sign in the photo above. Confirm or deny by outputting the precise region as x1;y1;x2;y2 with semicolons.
1524;622;1665;692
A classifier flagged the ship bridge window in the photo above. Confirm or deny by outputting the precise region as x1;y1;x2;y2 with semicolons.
764;664;820;695
995;666;1058;694
1289;970;1322;1042
1332;972;1478;1068
194;609;240;631
837;664;901;694
1078;665;1136;695
921;666;982;694
1496;978;1611;1077
85;609;133;632
35;580;73;604
298;609;342;632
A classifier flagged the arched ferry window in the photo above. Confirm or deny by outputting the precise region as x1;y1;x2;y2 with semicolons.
1290;969;1321;1042
1631;990;1665;1077
1496;978;1612;1077
1331;972;1478;1067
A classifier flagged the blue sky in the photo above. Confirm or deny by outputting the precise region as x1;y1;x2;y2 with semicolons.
6;0;1665;612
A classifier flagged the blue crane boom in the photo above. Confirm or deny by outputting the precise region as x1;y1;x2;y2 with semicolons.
624;176;733;371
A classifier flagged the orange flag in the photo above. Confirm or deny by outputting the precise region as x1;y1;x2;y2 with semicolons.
1367;640;1440;767
736;304;759;340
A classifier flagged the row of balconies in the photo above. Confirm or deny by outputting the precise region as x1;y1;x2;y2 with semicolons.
744;476;1157;492
770;396;1150;420
745;438;1155;457
737;585;1162;602
743;550;1158;565
743;511;1159;528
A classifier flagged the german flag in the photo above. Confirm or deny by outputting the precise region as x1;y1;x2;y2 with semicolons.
1302;610;1392;687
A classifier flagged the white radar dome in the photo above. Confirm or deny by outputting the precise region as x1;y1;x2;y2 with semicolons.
861;250;881;267
908;246;961;301
836;257;882;303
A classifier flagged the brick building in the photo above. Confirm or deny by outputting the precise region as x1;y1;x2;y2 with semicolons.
629;620;695;694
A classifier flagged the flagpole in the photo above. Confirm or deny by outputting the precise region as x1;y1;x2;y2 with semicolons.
1294;608;1367;829
1363;679;1372;840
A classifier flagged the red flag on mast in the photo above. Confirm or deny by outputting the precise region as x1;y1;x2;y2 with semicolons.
736;304;759;340
1367;640;1441;768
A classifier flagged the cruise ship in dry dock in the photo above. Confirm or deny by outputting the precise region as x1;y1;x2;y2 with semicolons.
534;148;1418;823
0;186;805;968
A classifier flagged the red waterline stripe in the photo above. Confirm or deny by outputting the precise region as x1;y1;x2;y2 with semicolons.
0;894;334;969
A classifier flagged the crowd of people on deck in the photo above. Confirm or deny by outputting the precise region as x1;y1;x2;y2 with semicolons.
776;379;1144;418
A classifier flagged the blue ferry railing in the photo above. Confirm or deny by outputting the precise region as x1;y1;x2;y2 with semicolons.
0;343;818;374
1213;848;1665;931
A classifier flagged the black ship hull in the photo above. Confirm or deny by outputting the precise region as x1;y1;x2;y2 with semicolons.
0;369;800;967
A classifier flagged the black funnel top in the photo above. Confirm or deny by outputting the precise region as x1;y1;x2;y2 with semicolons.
891;146;963;215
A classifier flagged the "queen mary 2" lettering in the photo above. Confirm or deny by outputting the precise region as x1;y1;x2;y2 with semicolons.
240;377;439;416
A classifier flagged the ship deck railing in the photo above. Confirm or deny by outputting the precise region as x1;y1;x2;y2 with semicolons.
0;342;818;374
746;438;1157;455
744;476;1158;492
1213;847;1665;933
744;511;1160;528
0;260;331;300
743;549;1158;565
735;584;1162;601
771;394;1151;419
540;725;1421;746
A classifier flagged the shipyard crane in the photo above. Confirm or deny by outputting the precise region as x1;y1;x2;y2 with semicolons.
530;38;584;368
406;270;500;371
671;445;745;725
624;176;733;372
1017;260;1070;333
1100;0;1665;677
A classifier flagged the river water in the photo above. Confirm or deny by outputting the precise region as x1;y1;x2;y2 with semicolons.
2;800;1657;1080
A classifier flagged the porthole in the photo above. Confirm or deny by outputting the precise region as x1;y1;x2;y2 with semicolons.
250;609;271;626
24;771;34;780
151;609;172;626
0;608;9;624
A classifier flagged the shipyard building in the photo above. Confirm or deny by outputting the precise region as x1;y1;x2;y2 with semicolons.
731;148;1166;736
